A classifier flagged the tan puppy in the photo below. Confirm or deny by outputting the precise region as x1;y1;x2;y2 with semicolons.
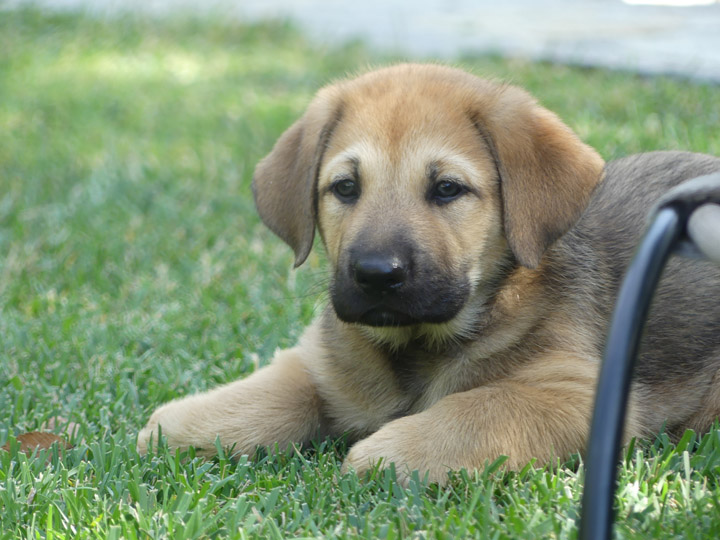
138;64;720;484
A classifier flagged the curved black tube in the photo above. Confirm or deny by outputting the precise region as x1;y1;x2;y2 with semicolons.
579;207;682;540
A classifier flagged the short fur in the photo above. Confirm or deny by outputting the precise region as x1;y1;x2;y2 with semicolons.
138;64;720;484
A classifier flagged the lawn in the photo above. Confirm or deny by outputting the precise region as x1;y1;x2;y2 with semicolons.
1;7;720;539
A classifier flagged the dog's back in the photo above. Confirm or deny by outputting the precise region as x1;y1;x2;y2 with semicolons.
558;151;720;434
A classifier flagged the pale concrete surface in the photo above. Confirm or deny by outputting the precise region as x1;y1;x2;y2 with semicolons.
5;0;720;82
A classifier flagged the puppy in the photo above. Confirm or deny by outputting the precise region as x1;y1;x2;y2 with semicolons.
137;64;720;484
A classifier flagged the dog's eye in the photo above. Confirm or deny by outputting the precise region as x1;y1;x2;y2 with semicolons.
430;180;466;204
332;178;360;202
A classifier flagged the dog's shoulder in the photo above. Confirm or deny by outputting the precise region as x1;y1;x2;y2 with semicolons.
561;151;720;268
601;151;720;206
550;151;720;386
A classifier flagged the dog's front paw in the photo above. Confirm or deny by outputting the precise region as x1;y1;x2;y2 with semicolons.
137;401;203;455
136;420;158;455
342;419;452;485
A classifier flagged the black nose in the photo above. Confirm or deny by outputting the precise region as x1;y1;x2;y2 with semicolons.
353;255;408;295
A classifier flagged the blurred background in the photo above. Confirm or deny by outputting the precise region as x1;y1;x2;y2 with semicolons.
5;0;720;81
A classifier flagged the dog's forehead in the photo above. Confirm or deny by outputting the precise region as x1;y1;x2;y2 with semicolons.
325;88;483;172
343;81;468;134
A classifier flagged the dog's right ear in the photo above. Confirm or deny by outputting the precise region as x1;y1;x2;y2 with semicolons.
252;90;343;267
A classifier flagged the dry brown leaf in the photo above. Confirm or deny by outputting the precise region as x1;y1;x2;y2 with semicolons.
1;431;71;453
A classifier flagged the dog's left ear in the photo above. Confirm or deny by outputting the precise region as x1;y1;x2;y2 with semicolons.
474;85;605;268
252;88;343;267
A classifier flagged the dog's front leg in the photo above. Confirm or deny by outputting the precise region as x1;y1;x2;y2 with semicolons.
137;348;326;456
343;355;642;485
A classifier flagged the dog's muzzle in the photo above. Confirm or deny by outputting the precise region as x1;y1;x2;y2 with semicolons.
331;244;470;327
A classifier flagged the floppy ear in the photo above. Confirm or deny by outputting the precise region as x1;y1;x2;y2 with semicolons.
473;85;605;268
252;91;343;267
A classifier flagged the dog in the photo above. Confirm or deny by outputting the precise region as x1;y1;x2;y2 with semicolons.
137;64;720;484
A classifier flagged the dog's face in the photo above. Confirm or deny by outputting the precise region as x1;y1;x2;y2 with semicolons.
253;64;604;332
315;87;504;328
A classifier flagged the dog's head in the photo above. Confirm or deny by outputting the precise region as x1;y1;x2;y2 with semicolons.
253;64;604;331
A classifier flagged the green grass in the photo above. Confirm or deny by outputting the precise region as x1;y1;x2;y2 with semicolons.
1;7;720;539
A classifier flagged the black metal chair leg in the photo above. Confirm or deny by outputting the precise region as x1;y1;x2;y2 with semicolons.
579;172;720;540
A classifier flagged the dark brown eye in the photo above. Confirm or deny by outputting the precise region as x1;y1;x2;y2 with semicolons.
430;180;466;204
332;178;360;202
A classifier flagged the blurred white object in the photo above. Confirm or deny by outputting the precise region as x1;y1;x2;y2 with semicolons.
5;0;720;82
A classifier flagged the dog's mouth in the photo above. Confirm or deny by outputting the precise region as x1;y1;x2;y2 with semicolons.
355;307;420;327
331;286;470;328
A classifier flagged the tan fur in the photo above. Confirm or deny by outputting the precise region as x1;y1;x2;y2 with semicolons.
137;64;718;484
137;348;326;455
344;353;600;483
